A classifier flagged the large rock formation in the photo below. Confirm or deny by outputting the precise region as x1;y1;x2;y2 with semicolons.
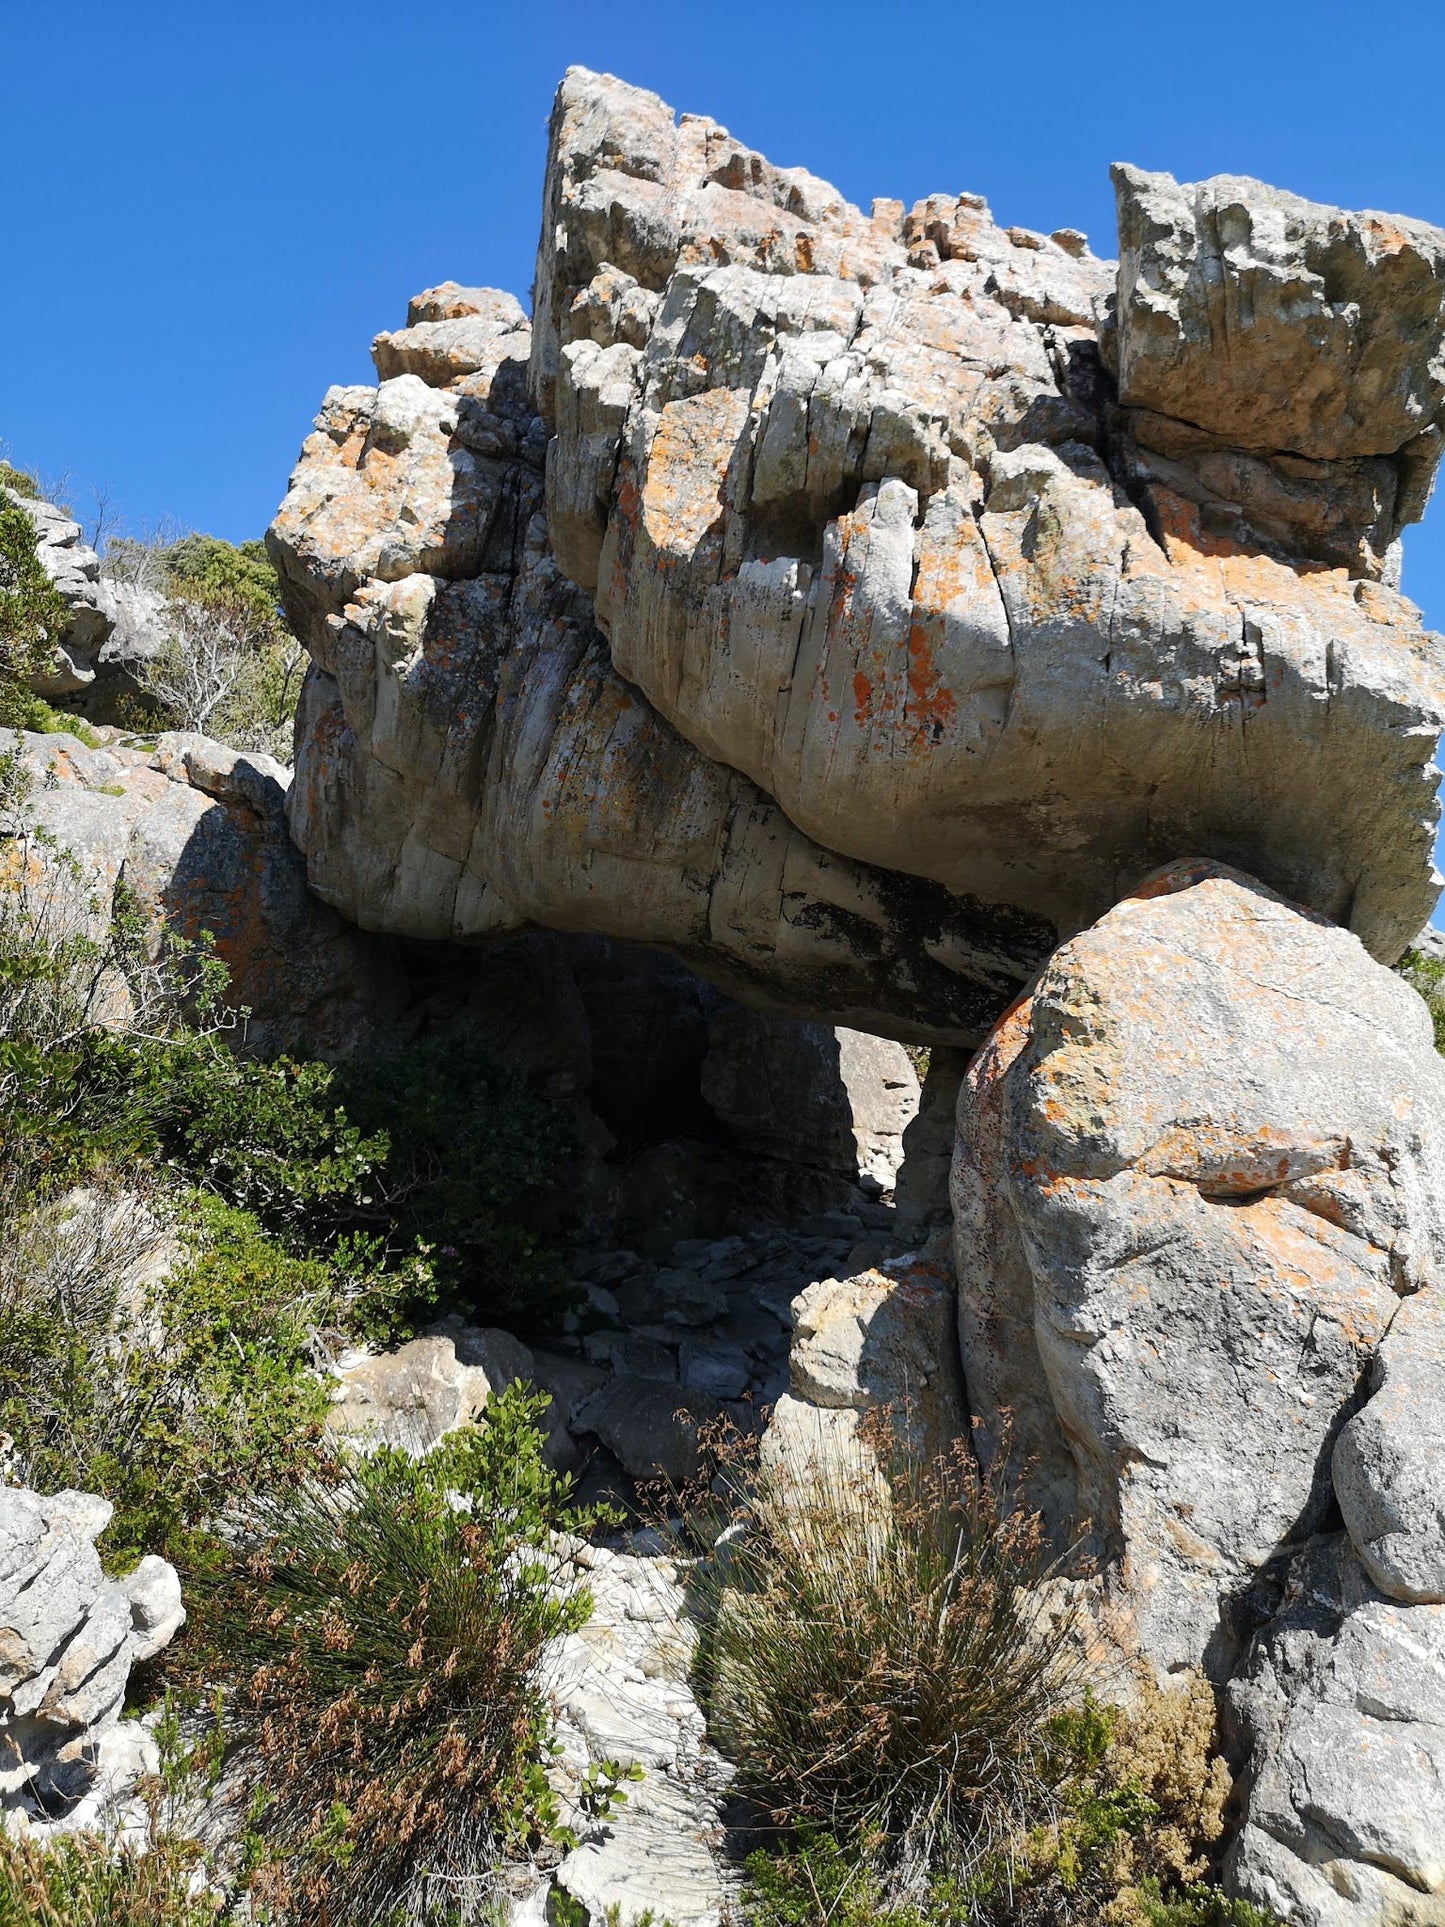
953;860;1445;1920
273;70;1445;1052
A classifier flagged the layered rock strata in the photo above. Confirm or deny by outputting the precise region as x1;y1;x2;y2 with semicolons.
274;70;1445;1046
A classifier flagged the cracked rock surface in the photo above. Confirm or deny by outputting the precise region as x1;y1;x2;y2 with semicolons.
272;69;1445;1045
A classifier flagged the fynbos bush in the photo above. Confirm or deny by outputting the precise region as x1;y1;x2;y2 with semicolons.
185;1386;610;1927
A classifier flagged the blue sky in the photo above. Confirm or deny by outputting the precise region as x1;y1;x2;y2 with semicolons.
5;0;1445;911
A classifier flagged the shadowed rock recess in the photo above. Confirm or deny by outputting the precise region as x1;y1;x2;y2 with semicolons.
258;66;1445;1927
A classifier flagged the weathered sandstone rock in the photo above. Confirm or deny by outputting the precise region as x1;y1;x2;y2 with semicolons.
762;1239;965;1502
275;69;1445;1044
1226;1534;1445;1927
699;1009;918;1184
271;353;1050;1044
0;1486;183;1832
4;487;162;719
894;1045;970;1231
952;859;1445;1675
5;488;114;697
532;72;1445;959
327;1321;566;1460
1;726;404;1055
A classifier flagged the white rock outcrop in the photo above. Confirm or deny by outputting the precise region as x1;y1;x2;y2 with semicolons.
952;858;1445;1924
0;1487;184;1835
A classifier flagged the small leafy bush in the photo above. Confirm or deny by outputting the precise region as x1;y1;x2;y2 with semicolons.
0;490;67;727
0;1828;218;1927
107;530;305;759
0;1186;357;1568
740;1681;1262;1926
183;1385;609;1927
0;460;40;499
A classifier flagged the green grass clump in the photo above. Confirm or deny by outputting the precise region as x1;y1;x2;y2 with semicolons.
683;1418;1266;1925
693;1428;1075;1880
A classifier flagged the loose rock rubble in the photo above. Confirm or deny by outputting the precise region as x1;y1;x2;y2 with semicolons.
333;1202;911;1502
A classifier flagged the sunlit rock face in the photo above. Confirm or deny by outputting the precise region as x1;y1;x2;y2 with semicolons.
952;860;1445;1678
272;69;1445;1044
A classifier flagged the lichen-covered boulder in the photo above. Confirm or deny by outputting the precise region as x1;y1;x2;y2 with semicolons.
951;859;1445;1675
1226;1535;1445;1927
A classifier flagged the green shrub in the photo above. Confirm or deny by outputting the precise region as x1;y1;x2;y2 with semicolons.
0;1186;367;1569
739;1677;1266;1927
0;491;67;727
1398;947;1445;1053
0;460;40;499
106;530;303;759
127;1024;571;1330
690;1423;1257;1924
184;1385;611;1927
160;533;283;631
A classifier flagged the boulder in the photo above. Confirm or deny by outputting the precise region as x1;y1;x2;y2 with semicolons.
328;1320;571;1465
0;1487;183;1832
952;859;1445;1675
271;366;1048;1042
570;1378;723;1484
1113;165;1445;478
759;1240;966;1509
3;487;163;720
1226;1535;1445;1927
786;1247;965;1464
0;726;405;1057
